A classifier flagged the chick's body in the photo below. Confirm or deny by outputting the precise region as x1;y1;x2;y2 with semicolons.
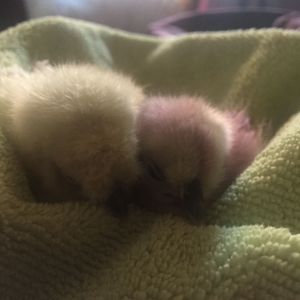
3;64;143;204
135;96;262;219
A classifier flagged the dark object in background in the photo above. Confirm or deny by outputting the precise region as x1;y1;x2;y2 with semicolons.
239;0;267;8
273;11;300;29
0;0;27;31
150;8;290;36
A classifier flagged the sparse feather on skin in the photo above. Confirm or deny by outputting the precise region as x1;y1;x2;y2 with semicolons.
134;96;263;220
2;63;144;206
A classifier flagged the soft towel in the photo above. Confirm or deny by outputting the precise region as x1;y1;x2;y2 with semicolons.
0;17;300;300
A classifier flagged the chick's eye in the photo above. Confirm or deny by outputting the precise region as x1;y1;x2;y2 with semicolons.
147;161;165;181
65;175;78;187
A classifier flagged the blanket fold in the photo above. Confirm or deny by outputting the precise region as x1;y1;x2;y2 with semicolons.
0;17;300;300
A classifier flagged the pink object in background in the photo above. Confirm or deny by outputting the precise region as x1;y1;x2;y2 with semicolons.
273;11;300;29
198;0;209;12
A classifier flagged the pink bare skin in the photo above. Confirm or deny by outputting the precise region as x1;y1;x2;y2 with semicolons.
133;97;263;221
223;110;264;188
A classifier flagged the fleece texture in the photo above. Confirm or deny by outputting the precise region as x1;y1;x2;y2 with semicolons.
0;17;300;300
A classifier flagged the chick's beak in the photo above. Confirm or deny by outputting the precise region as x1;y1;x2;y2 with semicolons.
183;180;203;222
185;195;202;222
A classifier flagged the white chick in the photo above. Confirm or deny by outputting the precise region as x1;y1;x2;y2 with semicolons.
1;63;144;211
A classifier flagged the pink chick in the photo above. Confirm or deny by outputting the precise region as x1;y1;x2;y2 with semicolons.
133;96;263;221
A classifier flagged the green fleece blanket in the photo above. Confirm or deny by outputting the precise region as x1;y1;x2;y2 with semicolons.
1;17;300;300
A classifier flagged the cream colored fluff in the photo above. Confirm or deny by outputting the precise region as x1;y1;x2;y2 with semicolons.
2;63;144;203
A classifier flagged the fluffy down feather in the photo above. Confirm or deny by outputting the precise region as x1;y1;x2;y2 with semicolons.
1;63;144;207
133;96;263;220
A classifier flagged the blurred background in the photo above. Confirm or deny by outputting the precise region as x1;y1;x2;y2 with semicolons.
1;0;300;34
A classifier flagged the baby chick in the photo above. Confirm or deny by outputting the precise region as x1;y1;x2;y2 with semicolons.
2;63;144;208
133;96;263;220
